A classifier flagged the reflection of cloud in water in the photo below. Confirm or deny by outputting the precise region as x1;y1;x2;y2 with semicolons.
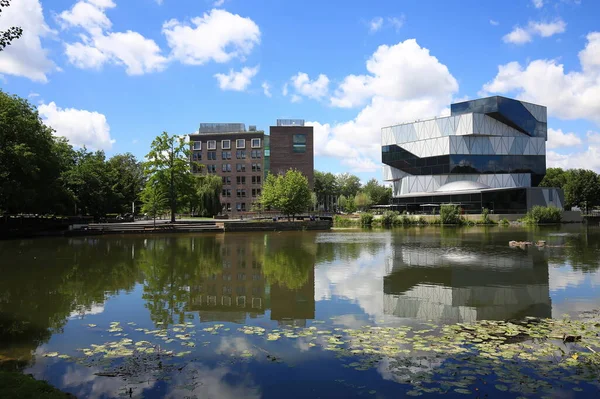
549;264;600;291
376;356;445;384
163;363;261;399
68;303;105;319
61;365;139;399
216;336;255;356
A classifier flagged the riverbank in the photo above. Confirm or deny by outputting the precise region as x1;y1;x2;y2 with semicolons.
0;372;75;399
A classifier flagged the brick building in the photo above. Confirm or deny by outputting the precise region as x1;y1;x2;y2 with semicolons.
269;119;314;189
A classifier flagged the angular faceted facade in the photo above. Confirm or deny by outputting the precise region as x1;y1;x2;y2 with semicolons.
382;96;562;213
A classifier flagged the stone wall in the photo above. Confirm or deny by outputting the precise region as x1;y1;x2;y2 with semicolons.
223;220;331;232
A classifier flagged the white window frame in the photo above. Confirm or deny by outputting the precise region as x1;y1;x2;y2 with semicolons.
236;139;246;149
221;139;231;150
207;140;217;150
251;138;261;148
193;141;201;150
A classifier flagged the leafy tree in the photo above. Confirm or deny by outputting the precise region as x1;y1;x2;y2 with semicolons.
107;153;145;214
194;174;222;217
539;168;567;189
0;91;73;214
362;178;392;205
140;183;168;227
314;170;339;211
260;169;312;220
345;195;357;213
337;195;347;212
144;132;195;222
0;1;22;51
563;169;600;212
336;173;362;198
354;192;372;211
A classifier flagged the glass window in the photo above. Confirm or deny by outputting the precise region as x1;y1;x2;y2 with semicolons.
251;138;261;148
293;144;306;153
236;139;246;149
293;134;306;144
241;203;246;211
193;141;201;150
207;140;216;150
222;140;231;150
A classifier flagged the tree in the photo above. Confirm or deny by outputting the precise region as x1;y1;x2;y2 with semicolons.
314;170;339;211
336;173;362;198
345;195;357;213
107;153;145;214
539;168;567;189
260;169;312;220
194;174;222;217
354;192;372;211
140;183;168;227
362;178;392;205
337;195;347;212
144;132;195;222
563;169;600;212
0;1;22;51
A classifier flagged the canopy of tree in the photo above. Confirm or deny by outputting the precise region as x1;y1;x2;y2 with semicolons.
313;170;391;212
0;1;22;51
540;167;600;211
260;169;312;220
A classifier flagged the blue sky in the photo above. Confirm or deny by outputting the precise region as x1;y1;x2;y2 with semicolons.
1;0;600;182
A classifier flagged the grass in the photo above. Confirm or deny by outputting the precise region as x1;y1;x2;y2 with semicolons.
0;372;74;399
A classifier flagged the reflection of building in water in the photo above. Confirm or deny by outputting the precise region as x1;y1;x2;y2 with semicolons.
383;246;551;323
186;238;267;323
270;268;315;327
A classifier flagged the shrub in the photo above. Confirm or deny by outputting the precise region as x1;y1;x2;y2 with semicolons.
440;205;462;225
334;215;357;227
360;212;374;226
499;218;510;226
522;206;562;224
417;216;428;225
381;210;398;227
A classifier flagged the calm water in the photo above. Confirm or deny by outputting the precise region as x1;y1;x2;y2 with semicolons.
1;226;600;398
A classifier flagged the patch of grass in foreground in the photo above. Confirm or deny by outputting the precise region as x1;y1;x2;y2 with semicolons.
0;372;74;399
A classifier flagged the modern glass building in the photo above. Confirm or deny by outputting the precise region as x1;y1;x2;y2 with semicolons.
381;96;563;213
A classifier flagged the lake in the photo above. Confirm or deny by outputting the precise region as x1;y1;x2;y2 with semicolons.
1;226;600;398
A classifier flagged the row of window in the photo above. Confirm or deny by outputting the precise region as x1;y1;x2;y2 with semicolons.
200;150;262;161
221;188;262;198
218;176;262;185
192;138;261;151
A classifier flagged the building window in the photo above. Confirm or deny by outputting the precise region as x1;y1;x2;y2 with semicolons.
222;163;231;172
236;176;246;185
236;163;246;172
222;140;231;150
251;150;262;159
236;203;241;211
221;188;231;197
241;202;246;211
251;138;261;148
192;152;202;161
251;163;262;172
221;151;231;160
193;141;201;150
293;134;306;153
236;139;246;149
252;176;261;185
226;203;231;211
222;176;231;185
207;151;217;160
207;165;217;173
207;140;217;150
236;150;246;159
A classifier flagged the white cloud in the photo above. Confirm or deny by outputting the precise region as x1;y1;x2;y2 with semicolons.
532;0;544;8
388;15;405;31
38;102;115;150
213;0;226;6
503;19;566;44
28;92;40;99
547;147;600;171
307;39;458;172
290;72;330;100
290;94;302;103
61;1;168;75
503;27;532;44
482;32;600;124
490;19;499;26
163;9;260;65
282;83;288;96
0;0;55;82
261;81;271;97
547;128;582;149
214;65;259;91
369;17;384;33
587;131;600;144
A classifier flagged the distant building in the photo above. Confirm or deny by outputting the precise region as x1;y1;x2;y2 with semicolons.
269;119;314;189
382;96;563;213
189;123;267;216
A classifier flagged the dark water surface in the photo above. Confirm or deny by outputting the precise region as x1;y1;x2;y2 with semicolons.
1;226;600;398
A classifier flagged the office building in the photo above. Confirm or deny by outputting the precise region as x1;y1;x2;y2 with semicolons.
189;123;267;216
269;119;314;189
381;96;563;213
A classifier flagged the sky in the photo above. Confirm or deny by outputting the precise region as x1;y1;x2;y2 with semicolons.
1;0;600;182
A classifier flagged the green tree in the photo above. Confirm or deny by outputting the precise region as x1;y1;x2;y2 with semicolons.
337;194;347;212
260;169;312;220
140;183;168;227
345;195;357;213
0;1;22;51
354;192;372;211
336;173;362;198
0;91;73;214
144;132;195;222
539;168;567;190
194;174;222;217
314;170;339;211
362;178;391;205
107;153;145;214
563;169;600;212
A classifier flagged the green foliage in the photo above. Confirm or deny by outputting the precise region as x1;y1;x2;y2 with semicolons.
539;167;567;189
144;132;195;222
0;1;23;52
354;192;372;211
359;212;374;226
522;206;563;224
440;204;462;225
499;218;510;226
477;208;496;225
333;215;357;227
563;169;600;211
107;153;145;214
314;170;339;211
345;195;357;213
194;174;222;217
362;178;392;205
260;169;312;220
0;372;69;399
381;210;398;226
140;183;168;224
336;173;362;198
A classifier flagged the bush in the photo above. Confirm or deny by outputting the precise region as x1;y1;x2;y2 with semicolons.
381;210;398;227
499;218;510;226
440;205;462;225
417;216;428;225
333;215;357;227
522;206;562;224
360;212;374;226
